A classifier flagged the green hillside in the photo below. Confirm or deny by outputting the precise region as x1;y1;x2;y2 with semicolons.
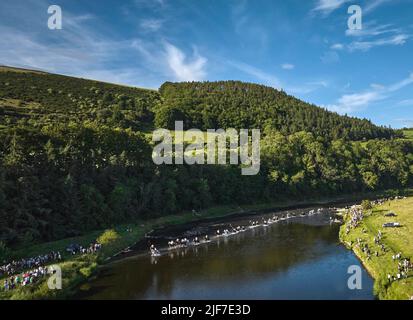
1;68;401;141
0;67;160;131
156;81;400;140
403;129;413;140
0;66;412;249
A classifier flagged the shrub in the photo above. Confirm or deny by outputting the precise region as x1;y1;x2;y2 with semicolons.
361;200;372;211
96;229;119;245
79;263;97;278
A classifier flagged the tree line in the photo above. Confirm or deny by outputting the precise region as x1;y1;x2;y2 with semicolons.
156;81;401;140
0;69;411;249
1;123;411;247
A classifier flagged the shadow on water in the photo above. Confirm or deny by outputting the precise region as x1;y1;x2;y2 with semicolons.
77;209;375;300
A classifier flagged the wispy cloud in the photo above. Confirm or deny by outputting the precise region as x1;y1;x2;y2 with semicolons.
0;15;116;71
325;73;413;113
312;0;351;15
140;19;163;32
281;63;295;70
365;0;392;13
287;81;329;95
0;1;209;88
388;72;413;92
397;99;413;107
348;34;409;51
133;0;166;9
227;60;329;95
164;43;207;81
343;22;410;51
326;91;384;114
345;23;400;37
231;0;269;50
312;0;394;16
370;83;385;90
227;60;281;88
330;43;344;50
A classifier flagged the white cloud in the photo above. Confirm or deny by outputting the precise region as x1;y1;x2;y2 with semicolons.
388;72;413;92
348;34;409;51
312;0;391;16
0;25;160;87
325;73;413;114
365;0;392;12
164;43;207;81
397;99;413;107
281;63;295;70
0;19;119;73
370;83;385;90
287;81;329;95
326;91;383;113
344;22;409;52
0;1;195;89
133;0;166;8
140;19;163;32
0;0;210;88
226;60;328;95
330;43;344;50
345;23;400;37
309;80;329;88
312;0;351;15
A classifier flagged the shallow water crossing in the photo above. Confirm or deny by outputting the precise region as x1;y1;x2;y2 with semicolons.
78;207;374;300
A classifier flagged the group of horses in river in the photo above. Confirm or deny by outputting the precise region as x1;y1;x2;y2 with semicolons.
149;207;335;257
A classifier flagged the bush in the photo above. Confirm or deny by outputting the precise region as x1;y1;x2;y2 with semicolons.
96;229;119;245
361;200;372;211
79;262;97;278
373;277;388;299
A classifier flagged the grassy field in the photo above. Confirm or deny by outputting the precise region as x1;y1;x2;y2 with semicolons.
340;196;413;300
0;66;48;74
147;129;240;158
403;129;413;140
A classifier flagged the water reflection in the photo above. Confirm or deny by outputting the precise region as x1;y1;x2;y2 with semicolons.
78;211;374;300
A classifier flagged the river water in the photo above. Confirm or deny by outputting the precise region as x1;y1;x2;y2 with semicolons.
77;206;374;300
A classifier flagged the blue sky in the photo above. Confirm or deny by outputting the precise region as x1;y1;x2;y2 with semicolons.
1;0;412;128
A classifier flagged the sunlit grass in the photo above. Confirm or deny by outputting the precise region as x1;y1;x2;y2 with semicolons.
403;129;413;140
340;196;413;299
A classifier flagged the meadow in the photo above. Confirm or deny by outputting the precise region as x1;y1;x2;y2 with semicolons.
340;196;413;299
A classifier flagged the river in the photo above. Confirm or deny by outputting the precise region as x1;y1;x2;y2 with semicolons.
77;206;374;300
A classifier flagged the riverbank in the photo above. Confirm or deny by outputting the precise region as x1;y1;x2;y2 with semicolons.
1;188;410;300
339;196;413;300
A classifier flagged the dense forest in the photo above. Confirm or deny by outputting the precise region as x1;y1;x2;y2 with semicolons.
0;67;412;249
156;81;401;140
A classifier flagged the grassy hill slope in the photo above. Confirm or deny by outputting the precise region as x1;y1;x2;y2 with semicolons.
0;67;160;131
1;67;401;141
